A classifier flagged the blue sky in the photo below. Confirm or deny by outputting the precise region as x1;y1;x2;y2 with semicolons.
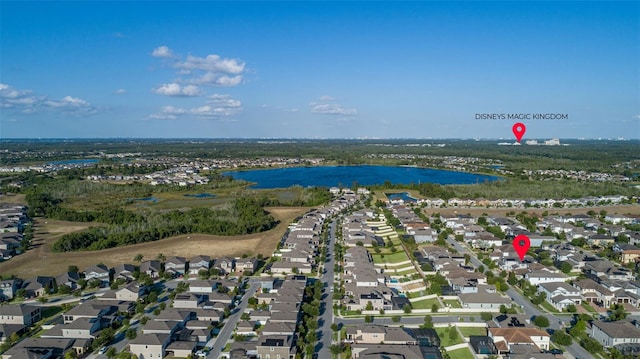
1;1;638;139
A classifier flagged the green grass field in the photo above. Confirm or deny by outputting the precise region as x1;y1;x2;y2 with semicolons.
445;347;475;359
458;327;487;337
435;327;464;347
443;299;462;308
581;302;597;313
410;297;440;310
371;251;411;264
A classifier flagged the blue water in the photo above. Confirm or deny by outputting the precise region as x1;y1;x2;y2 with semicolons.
183;193;216;198
387;192;417;202
223;165;499;189
133;197;158;203
48;159;99;165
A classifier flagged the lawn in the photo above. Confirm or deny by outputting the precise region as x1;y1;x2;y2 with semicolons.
443;299;461;308
581;302;597;313
458;327;487;337
371;251;410;264
410;297;440;310
391;268;418;276
435;327;464;347
540;300;559;313
445;347;475;359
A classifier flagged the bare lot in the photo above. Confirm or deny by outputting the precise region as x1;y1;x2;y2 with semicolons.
0;207;308;278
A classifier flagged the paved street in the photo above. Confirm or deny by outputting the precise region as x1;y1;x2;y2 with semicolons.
317;219;337;359
208;281;259;359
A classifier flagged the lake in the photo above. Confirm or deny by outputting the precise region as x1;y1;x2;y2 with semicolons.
223;165;498;189
48;159;99;165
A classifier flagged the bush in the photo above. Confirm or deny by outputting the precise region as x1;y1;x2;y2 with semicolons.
551;330;572;346
533;316;550;328
480;312;493;321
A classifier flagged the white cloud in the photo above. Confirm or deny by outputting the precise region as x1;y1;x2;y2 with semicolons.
151;45;174;58
147;94;242;121
147;105;187;120
1;84;95;114
310;96;357;116
176;54;244;74
153;83;201;97
0;83;40;110
192;94;242;117
151;48;246;88
113;89;126;95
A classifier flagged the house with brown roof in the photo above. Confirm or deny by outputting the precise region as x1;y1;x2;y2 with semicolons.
488;327;550;353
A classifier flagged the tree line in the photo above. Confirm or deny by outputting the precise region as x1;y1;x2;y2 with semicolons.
51;198;277;252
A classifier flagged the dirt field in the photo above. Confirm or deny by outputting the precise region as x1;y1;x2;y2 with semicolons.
0;207;308;278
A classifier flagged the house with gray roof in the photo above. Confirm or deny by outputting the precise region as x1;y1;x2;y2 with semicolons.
591;320;640;348
129;333;170;359
0;304;41;326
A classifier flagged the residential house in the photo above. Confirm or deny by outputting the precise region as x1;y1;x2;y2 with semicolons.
129;333;170;359
1;337;73;359
345;325;416;344
255;334;297;359
61;317;101;339
0;279;21;301
537;282;582;311
188;255;211;276
525;270;567;286
488;327;550;353
140;260;162;279
573;279;615;308
458;292;511;311
214;257;235;275
55;272;79;291
0;304;41;325
113;263;136;282
116;283;147;302
83;264;110;287
591;320;640;347
22;276;56;297
165;256;187;277
188;279;216;294
235;257;258;274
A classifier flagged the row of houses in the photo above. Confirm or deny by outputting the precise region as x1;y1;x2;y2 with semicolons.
388;193;634;209
269;192;358;275
0;204;29;260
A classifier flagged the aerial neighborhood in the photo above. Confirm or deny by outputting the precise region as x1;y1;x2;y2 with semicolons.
1;186;640;359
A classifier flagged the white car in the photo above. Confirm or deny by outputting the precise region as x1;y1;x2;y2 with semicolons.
98;347;108;355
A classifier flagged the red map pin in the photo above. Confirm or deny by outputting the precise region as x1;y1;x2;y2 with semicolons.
512;122;526;143
513;234;530;261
